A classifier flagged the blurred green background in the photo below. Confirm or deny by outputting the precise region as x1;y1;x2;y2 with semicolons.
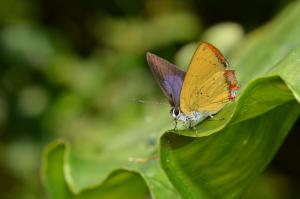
0;0;299;198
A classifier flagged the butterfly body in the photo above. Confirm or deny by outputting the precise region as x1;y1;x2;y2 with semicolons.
171;108;210;127
147;42;239;128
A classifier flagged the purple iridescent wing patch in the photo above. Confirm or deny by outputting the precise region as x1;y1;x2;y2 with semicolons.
146;52;185;107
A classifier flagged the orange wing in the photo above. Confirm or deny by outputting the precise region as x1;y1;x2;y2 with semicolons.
180;42;232;114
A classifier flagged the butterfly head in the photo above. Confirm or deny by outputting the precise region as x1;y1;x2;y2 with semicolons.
170;107;181;120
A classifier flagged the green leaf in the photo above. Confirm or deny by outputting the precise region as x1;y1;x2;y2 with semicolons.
42;141;72;199
42;140;153;199
160;1;300;198
42;1;300;199
42;114;180;199
161;101;299;199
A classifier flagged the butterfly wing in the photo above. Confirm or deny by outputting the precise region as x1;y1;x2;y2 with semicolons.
180;42;233;114
147;52;185;107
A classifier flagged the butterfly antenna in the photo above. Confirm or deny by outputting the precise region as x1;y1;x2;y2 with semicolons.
132;99;169;106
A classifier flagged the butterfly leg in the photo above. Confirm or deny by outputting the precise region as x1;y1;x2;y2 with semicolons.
195;127;199;136
188;120;193;129
208;114;224;121
188;122;199;136
173;119;178;131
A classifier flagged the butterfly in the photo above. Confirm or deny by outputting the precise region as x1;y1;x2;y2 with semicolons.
146;42;239;128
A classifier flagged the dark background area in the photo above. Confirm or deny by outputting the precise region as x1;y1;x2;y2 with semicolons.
0;0;298;198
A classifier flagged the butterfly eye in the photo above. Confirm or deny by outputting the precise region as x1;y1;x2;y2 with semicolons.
172;107;180;117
